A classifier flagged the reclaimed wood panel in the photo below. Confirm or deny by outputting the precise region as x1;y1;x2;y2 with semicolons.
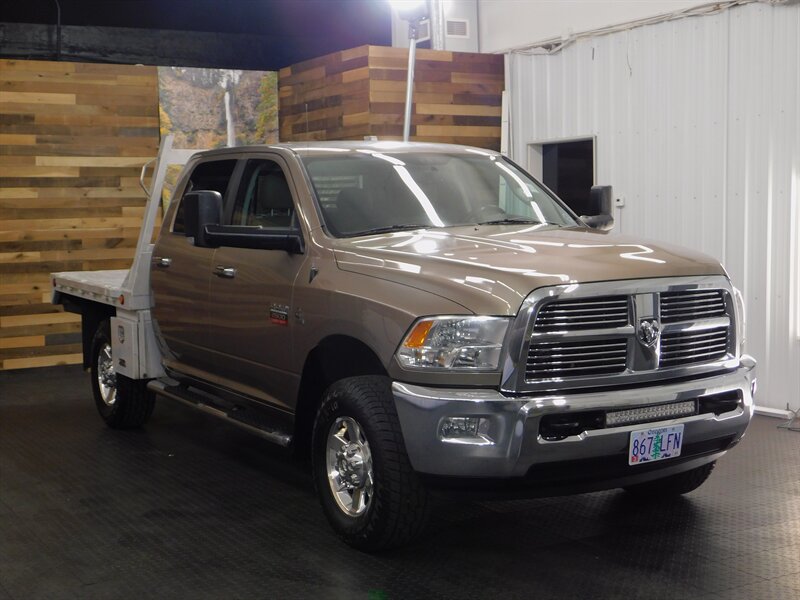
0;59;159;370
279;45;503;150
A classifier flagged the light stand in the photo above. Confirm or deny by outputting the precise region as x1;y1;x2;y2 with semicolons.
390;1;429;142
402;19;421;142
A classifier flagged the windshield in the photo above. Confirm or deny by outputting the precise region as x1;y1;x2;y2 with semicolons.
300;150;579;237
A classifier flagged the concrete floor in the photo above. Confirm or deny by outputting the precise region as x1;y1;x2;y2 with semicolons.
1;365;798;600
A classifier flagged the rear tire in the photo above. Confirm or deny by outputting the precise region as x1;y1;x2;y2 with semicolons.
624;461;716;497
90;319;155;429
312;375;429;551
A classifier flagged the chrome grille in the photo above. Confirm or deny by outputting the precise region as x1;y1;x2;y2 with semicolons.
660;290;726;323
526;338;627;380
534;296;629;332
512;278;737;392
660;326;729;367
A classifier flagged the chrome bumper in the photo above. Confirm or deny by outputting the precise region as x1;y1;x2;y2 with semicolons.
392;356;756;483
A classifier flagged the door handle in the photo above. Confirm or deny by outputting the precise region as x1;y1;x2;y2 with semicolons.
154;256;172;268
214;266;237;278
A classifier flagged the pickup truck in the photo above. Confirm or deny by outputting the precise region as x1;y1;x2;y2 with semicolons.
53;137;756;551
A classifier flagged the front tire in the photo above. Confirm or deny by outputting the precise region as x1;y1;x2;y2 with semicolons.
312;376;429;551
90;319;155;429
624;461;716;497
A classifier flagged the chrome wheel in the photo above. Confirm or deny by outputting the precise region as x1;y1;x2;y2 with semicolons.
96;342;116;406
326;416;374;517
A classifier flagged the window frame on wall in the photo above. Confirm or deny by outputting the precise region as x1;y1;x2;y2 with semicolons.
527;135;596;200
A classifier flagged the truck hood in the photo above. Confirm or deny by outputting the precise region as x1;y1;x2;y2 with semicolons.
332;225;726;315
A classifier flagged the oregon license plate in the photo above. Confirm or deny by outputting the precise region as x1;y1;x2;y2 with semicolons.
628;424;684;465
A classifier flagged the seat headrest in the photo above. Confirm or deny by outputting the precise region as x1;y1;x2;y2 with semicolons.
337;187;368;209
257;173;293;210
330;187;372;235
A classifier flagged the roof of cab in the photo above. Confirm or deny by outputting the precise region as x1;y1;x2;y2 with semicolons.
189;141;501;160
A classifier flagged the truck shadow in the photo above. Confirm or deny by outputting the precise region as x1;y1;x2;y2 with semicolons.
0;369;769;599
150;395;710;567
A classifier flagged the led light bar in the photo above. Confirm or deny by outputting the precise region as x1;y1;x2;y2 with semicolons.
606;400;696;427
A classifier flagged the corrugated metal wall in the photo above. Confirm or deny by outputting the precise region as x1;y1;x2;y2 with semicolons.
506;2;799;411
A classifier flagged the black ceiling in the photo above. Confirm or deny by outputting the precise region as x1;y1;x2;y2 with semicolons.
0;0;392;69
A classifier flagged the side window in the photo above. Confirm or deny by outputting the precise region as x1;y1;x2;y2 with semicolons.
172;159;238;234
230;159;297;229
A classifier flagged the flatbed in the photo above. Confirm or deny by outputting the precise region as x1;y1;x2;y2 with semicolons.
52;136;198;312
51;136;198;380
52;269;129;309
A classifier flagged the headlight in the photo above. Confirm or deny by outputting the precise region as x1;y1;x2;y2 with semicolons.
733;286;746;353
396;316;510;370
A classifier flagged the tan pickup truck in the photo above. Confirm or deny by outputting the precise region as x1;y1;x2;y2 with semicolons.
53;140;756;550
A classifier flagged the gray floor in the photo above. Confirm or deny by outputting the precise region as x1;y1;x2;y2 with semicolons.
0;365;798;600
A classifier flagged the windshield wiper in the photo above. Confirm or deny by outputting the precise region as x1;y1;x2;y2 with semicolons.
347;224;432;237
477;218;546;226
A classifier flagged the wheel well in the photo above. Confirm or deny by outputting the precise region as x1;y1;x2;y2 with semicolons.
293;335;388;457
59;296;115;369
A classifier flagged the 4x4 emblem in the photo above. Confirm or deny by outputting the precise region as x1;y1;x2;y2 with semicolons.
637;319;660;347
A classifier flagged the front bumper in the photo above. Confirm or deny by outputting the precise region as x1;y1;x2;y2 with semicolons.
393;356;756;490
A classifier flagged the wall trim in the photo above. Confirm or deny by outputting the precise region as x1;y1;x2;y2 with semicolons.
754;406;793;419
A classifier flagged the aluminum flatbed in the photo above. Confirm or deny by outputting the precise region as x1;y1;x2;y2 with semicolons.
51;136;199;379
52;136;197;311
52;269;129;309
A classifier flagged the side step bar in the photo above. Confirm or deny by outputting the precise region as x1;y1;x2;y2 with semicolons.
147;380;292;447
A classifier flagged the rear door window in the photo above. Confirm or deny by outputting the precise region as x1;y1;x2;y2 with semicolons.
172;159;238;234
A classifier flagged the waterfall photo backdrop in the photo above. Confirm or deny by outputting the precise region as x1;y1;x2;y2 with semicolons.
157;66;279;204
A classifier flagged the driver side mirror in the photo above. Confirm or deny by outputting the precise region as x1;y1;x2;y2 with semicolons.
580;185;615;231
183;190;222;247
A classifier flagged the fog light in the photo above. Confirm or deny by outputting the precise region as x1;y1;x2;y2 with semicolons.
751;377;757;397
439;417;493;445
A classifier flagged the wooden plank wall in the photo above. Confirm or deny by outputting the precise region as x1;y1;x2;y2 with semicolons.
279;45;503;150
0;59;159;370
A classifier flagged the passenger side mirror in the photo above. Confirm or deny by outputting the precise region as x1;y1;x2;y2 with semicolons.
183;190;222;247
580;185;615;231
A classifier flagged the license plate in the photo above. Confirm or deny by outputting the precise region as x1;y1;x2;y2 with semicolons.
628;424;684;466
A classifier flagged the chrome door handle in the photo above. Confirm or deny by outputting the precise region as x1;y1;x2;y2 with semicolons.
154;256;172;268
214;266;237;278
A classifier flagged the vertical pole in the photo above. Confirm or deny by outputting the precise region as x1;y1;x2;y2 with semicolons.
429;0;445;51
403;22;419;143
53;0;62;60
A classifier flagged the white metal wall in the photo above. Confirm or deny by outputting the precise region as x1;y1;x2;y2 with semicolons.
478;0;709;53
506;2;800;412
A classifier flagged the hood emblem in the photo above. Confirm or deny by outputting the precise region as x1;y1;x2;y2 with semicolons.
637;319;660;347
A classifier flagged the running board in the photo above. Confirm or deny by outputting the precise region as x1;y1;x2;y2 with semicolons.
147;380;292;447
